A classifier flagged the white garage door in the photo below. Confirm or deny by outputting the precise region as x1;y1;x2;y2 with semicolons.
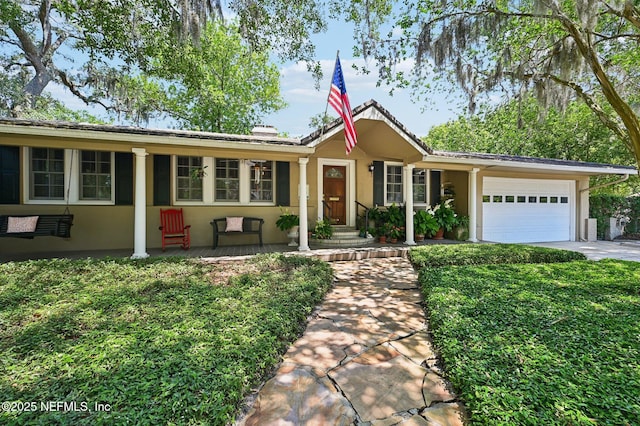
482;177;575;243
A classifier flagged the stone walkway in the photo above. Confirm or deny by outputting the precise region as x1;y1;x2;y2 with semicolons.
237;257;466;425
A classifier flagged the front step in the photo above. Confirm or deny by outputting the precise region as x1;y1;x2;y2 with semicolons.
312;226;375;247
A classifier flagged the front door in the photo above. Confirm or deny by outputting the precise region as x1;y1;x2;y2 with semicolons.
323;165;346;225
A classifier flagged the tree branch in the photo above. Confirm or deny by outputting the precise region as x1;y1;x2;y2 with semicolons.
56;69;111;111
545;73;630;146
602;0;640;31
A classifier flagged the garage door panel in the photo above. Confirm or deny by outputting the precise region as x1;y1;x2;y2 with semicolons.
482;177;574;243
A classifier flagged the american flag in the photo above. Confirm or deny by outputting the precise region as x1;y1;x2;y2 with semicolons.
328;56;357;154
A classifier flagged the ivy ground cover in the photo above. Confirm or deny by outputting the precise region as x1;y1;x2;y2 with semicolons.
0;254;333;425
412;245;640;425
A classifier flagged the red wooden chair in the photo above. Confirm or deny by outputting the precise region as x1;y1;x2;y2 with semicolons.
159;208;191;251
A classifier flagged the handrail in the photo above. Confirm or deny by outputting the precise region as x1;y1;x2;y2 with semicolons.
322;200;332;222
355;200;372;237
355;201;369;211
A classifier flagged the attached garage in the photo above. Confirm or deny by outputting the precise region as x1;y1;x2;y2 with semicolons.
482;177;575;243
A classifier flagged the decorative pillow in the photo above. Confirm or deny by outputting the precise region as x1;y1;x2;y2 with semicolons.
7;216;39;233
225;217;244;232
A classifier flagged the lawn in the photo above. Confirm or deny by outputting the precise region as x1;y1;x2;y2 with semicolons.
411;244;640;425
0;254;333;425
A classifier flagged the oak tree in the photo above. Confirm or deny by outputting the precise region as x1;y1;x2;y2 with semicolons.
0;0;324;125
350;0;640;168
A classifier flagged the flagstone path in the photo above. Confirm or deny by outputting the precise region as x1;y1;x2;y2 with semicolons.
236;256;467;425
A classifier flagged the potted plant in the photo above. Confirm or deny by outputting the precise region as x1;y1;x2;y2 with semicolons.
451;215;469;241
313;219;333;239
275;207;299;232
276;207;299;246
388;225;404;243
386;203;405;229
377;222;392;244
428;198;458;239
414;209;440;241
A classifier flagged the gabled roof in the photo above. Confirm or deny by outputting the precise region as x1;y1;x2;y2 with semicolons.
301;99;434;154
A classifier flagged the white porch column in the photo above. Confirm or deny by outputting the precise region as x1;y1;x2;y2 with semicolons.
404;164;416;245
131;148;149;259
298;158;310;251
468;167;479;242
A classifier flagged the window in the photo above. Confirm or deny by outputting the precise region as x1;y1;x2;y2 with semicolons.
386;165;403;203
482;195;490;203
529;196;537;203
250;161;273;202
80;151;112;200
517;196;526;203
31;148;65;199
177;156;203;201
493;195;503;203
413;168;427;203
215;158;239;201
506;195;515;203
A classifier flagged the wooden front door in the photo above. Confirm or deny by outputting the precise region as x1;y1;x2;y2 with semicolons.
323;165;346;225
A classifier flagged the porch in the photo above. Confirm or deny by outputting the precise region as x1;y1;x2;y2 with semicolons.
0;238;463;263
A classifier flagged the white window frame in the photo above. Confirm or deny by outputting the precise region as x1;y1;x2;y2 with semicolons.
247;160;275;205
78;150;115;202
24;148;115;205
174;155;207;203
173;156;213;205
172;156;276;206
28;147;66;202
412;167;430;206
384;162;404;205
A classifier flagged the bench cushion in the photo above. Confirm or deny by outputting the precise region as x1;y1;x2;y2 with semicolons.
225;217;244;232
7;216;39;233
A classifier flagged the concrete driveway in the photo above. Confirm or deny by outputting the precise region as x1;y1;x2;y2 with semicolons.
530;240;640;262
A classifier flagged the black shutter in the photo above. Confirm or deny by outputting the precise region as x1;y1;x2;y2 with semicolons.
373;160;384;207
430;170;441;205
0;146;20;204
275;161;290;206
153;155;171;206
115;152;133;205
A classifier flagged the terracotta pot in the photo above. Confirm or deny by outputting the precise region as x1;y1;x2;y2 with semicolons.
415;234;425;242
390;237;398;244
433;228;445;240
378;236;387;244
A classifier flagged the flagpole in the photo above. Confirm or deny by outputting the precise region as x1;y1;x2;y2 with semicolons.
318;50;340;143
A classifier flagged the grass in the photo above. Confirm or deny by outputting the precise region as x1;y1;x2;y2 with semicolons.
409;243;586;268
412;244;640;425
0;254;333;425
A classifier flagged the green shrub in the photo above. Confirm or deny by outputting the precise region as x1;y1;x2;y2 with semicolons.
409;243;586;268
0;254;333;425
418;260;640;425
590;194;640;238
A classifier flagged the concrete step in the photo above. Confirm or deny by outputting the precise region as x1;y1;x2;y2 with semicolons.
331;227;361;238
312;227;375;247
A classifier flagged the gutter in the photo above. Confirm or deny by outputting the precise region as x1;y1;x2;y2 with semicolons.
422;154;636;175
579;174;629;193
0;123;315;154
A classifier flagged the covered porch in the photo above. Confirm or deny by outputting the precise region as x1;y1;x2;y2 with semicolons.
0;238;464;263
295;101;478;251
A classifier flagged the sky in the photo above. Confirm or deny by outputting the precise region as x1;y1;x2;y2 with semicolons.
261;19;462;138
42;11;464;139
